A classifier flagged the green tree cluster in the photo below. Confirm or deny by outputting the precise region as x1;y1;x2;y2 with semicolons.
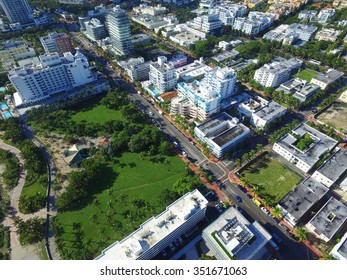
0;149;19;189
14;216;45;245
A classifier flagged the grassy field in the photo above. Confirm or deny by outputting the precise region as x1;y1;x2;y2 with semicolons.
56;152;187;258
294;69;317;82
21;172;46;197
71;104;123;124
241;154;302;202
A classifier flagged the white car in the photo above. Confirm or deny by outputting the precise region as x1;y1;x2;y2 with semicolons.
261;207;270;215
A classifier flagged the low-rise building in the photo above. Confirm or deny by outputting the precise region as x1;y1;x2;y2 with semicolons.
194;112;251;158
330;231;347;260
0;41;35;61
316;8;335;23
202;207;272;260
298;10;317;21
277;78;320;103
96;190;208;260
263;23;317;45
212;50;239;64
311;69;344;90
312;148;347;188
169;25;205;49
238;94;286;129
133;4;168;16
306;197;347;242
273;123;338;173
315;28;342;42
170;53;188;68
254;57;303;88
233;12;274;35
40;32;74;55
278;176;329;227
131;33;151;46
118;57;150;82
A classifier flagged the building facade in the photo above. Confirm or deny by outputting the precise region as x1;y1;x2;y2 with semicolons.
84;18;107;41
96;190;208;260
119;57;150;82
40;32;74;55
254;58;302;88
194;112;251;158
149;56;177;94
9;51;96;106
272;123;338;173
106;6;133;55
0;0;34;25
0;41;35;61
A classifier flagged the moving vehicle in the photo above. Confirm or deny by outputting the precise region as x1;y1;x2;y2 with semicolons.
215;204;223;213
235;196;242;203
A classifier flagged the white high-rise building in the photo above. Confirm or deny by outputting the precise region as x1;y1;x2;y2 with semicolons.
9;51;96;106
96;190;208;260
203;67;237;99
190;14;222;33
106;6;133;55
210;4;247;26
233;12;274;35
254;58;302;88
149;56;177;94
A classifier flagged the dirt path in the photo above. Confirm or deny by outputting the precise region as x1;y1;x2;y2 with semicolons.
0;140;46;260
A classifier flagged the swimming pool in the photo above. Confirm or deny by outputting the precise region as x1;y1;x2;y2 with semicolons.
0;86;5;92
2;111;12;118
0;103;9;110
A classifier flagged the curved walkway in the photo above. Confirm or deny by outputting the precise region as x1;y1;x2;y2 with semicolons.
0;140;48;259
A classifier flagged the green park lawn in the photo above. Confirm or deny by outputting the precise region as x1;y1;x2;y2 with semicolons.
55;152;187;258
241;154;302;203
21;174;46;197
294;69;317;83
71;104;123;124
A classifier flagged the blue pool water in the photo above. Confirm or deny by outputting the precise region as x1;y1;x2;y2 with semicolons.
2;111;12;118
0;86;5;92
0;103;9;110
151;88;159;95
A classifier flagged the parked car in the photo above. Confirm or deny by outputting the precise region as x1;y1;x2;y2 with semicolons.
247;193;253;199
173;141;179;147
162;250;167;257
215;204;223;213
269;239;279;251
261;207;270;215
149;111;154;116
237;185;247;193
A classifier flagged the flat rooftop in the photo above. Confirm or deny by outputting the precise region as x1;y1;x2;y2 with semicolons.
279;176;329;223
275;123;338;168
203;207;271;260
96;190;207;260
196;112;250;147
254;100;286;121
308;197;347;241
313;69;344;84
176;61;212;82
331;231;347;260
316;148;347;184
212;50;239;62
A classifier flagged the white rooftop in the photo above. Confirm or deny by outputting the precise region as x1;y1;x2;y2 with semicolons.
96;190;208;260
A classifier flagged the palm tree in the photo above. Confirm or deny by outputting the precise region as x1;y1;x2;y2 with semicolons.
256;143;263;154
262;194;274;207
92;198;102;212
234;158;241;168
239;177;249;188
89;213;98;225
252;185;261;197
295;227;308;242
272;206;283;219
